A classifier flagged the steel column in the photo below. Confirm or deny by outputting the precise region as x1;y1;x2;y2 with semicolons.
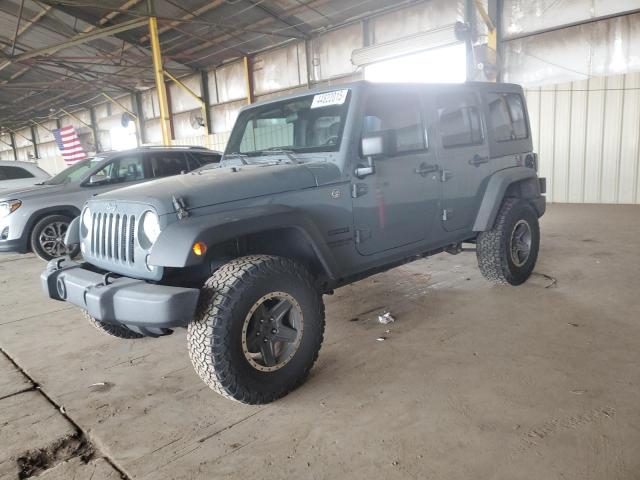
134;92;146;144
30;125;39;158
9;132;17;161
149;16;172;145
200;70;212;134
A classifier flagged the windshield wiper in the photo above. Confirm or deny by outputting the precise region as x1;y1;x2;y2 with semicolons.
258;148;300;164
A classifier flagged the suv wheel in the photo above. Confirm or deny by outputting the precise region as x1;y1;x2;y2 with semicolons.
82;310;144;339
188;255;325;404
30;214;80;261
476;198;540;285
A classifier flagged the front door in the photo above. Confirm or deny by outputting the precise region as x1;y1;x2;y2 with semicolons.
352;88;440;256
435;90;490;232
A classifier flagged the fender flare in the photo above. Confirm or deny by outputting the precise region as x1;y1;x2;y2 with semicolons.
27;204;82;239
472;167;541;232
149;205;338;279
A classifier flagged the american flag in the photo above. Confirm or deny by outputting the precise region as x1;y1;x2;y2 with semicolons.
52;125;87;165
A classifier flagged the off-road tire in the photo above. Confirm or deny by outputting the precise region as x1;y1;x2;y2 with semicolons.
188;255;325;404
30;214;80;261
83;310;144;339
476;198;540;286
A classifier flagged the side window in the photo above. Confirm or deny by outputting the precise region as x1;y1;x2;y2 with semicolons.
149;153;189;178
487;94;512;142
437;93;483;148
487;93;528;142
93;155;145;185
363;92;425;154
506;94;527;139
4;166;35;179
190;153;221;167
0;167;7;180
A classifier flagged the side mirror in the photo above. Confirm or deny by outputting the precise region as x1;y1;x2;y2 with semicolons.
361;130;396;158
88;175;107;185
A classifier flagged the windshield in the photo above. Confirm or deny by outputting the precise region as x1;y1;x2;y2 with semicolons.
43;157;106;185
225;89;351;158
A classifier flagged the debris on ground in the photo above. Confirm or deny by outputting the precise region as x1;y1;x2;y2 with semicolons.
88;382;114;392
376;336;386;342
378;312;395;324
533;272;557;288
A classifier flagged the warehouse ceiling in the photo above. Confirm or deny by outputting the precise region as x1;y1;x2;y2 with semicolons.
0;0;402;131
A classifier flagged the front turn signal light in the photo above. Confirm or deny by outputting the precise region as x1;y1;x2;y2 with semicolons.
193;241;207;256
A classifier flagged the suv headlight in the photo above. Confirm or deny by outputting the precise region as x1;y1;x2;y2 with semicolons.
139;210;161;248
0;200;21;219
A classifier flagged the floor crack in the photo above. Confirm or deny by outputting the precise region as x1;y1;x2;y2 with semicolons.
0;346;132;479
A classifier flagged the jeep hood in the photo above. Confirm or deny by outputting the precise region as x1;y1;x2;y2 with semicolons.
95;162;340;215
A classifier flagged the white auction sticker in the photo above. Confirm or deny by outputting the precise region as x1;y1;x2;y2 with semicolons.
310;89;349;109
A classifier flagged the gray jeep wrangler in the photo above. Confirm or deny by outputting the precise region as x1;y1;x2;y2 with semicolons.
42;81;545;404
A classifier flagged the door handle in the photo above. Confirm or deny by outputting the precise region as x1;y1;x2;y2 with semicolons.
414;162;438;177
469;154;489;166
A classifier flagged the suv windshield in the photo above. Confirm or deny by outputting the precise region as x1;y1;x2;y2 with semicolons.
225;89;350;158
43;157;106;185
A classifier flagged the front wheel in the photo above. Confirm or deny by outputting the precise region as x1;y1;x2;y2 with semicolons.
476;198;540;285
83;311;144;339
30;214;80;261
188;255;325;404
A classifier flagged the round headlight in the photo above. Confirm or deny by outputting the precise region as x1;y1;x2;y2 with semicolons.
140;211;160;247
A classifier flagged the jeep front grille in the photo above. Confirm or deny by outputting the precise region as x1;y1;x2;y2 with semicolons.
82;200;163;281
91;212;136;264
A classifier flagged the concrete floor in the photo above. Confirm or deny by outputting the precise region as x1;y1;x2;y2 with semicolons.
1;204;639;480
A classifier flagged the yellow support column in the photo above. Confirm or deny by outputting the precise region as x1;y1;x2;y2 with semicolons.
243;55;254;105
149;15;171;145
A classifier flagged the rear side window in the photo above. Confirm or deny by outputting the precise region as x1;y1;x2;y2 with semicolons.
0;167;7;180
437;93;483;148
190;152;221;167
4;166;35;179
487;93;528;141
363;92;425;154
149;153;189;178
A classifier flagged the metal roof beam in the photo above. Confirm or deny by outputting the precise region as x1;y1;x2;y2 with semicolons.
9;17;148;63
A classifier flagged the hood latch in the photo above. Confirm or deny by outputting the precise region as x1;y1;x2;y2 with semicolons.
172;195;190;220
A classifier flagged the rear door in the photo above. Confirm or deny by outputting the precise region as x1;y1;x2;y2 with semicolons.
352;87;440;255
435;90;490;232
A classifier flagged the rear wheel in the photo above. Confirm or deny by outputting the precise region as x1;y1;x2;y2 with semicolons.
188;255;325;404
30;214;80;261
476;198;540;285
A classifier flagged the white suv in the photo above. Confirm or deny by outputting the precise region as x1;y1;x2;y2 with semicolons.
0;161;50;192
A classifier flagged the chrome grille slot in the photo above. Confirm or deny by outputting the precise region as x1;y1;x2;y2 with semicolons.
120;214;127;262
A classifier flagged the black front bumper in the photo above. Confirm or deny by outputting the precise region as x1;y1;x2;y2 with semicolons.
41;258;200;333
0;235;29;254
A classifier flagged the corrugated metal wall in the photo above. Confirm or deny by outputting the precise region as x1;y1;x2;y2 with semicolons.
525;71;640;204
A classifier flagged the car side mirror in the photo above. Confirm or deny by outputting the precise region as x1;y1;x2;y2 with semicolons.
88;175;107;186
361;130;396;158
